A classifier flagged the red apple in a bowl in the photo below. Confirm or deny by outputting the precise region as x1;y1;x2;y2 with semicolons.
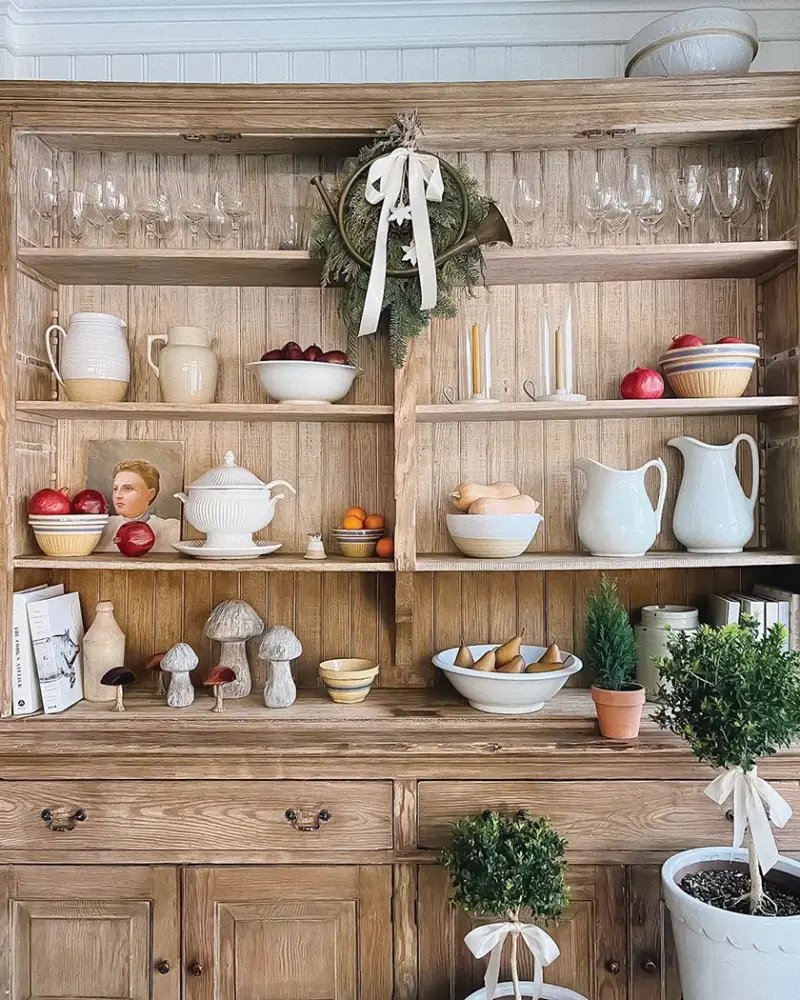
669;334;705;349
717;337;745;344
115;521;155;557
281;341;305;361
320;350;351;365
29;488;71;515
260;348;283;361
304;344;324;362
71;489;109;515
620;367;664;400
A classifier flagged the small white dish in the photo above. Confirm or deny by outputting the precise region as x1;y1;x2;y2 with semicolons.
173;539;283;560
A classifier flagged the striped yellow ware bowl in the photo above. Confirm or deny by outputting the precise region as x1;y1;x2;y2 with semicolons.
664;366;753;399
338;540;378;558
319;658;379;704
34;530;103;557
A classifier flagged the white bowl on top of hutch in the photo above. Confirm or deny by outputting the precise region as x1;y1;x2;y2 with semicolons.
3;73;800;1000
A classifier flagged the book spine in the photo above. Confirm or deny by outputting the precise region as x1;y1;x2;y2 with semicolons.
11;599;41;716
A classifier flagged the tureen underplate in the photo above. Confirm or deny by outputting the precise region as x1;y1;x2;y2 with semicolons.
173;540;283;560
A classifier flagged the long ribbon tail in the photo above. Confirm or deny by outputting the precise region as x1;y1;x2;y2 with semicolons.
359;152;406;337
408;155;437;311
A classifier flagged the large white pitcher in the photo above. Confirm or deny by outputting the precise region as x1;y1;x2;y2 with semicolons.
576;457;667;557
45;312;129;403
669;434;758;553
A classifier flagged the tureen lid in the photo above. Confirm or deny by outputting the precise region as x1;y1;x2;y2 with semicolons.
188;451;267;491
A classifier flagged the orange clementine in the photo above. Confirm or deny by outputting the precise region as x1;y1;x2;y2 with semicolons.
375;538;394;558
364;514;385;530
342;514;365;530
344;506;367;521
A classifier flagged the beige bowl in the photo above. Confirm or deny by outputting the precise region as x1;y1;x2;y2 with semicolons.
33;530;103;557
338;540;379;558
319;658;379;703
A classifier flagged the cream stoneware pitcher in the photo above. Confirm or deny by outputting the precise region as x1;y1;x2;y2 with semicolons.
148;326;217;404
576;457;667;557
45;312;129;403
669;434;758;553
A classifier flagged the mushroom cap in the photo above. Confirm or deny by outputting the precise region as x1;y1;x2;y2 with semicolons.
144;652;165;671
205;665;236;686
259;625;302;662
101;666;136;686
205;600;264;642
161;642;199;673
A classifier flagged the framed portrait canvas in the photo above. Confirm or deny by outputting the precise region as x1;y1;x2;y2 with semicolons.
86;440;184;553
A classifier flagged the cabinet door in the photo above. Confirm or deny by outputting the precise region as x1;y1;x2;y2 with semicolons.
0;866;179;1000
628;866;682;1000
418;864;627;1000
183;866;392;1000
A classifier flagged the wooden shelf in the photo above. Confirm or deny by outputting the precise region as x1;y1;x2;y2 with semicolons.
417;396;798;423
416;551;800;572
16;401;394;423
18;240;797;288
13;553;394;572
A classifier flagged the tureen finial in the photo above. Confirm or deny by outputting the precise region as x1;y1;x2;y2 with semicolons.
223;451;236;466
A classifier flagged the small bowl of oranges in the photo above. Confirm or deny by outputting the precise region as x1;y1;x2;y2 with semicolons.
334;506;394;560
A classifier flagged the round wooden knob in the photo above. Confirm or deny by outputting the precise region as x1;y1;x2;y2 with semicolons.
156;961;170;975
40;809;52;822
188;963;204;977
74;808;87;822
606;960;621;975
725;809;734;823
319;809;332;823
643;960;658;975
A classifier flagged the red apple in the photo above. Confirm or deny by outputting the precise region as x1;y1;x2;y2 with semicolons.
115;521;156;557
717;337;745;344
29;488;71;515
71;489;109;515
620;367;664;400
260;348;283;361
320;350;351;365
669;333;705;349
304;344;324;362
281;341;305;361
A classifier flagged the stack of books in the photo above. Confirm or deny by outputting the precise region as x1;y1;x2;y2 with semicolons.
708;584;800;651
12;584;85;716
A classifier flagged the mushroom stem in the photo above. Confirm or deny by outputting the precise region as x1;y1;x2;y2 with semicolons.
264;659;297;708
167;670;195;708
218;640;252;699
213;687;224;713
114;686;125;713
155;672;165;697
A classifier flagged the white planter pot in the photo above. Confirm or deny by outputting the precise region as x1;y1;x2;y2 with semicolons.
464;984;587;1000
662;848;800;1000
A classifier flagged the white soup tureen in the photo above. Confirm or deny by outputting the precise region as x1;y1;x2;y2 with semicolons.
175;451;296;550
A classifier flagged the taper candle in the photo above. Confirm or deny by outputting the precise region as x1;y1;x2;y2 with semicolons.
471;323;481;395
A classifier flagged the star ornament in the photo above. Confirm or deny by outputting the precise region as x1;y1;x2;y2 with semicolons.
389;202;413;225
401;242;418;265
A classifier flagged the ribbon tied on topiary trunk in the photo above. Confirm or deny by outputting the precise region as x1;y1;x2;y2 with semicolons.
465;920;560;1000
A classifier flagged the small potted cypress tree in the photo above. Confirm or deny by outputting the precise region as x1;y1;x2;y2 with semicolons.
585;575;644;738
440;810;586;1000
656;619;800;1000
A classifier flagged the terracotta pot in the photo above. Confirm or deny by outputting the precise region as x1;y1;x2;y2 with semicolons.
591;684;646;739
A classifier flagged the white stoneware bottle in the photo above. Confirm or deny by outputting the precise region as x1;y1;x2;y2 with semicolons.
669;434;758;552
82;601;126;703
575;457;667;557
45;312;130;403
147;325;218;404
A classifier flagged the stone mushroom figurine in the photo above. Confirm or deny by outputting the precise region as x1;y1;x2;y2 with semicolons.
100;667;135;712
204;600;264;699
204;666;236;713
161;642;198;708
144;651;166;697
260;626;302;709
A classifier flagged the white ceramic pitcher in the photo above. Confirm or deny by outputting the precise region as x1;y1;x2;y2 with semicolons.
45;311;129;403
669;434;758;552
147;326;217;404
576;457;667;557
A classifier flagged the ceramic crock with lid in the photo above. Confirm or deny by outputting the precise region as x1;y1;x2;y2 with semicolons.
174;451;296;550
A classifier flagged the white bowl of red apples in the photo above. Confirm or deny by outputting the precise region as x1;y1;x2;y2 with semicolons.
247;341;359;404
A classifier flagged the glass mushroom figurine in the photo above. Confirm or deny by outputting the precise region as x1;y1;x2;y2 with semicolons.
259;625;302;708
144;651;166;697
204;666;237;713
99;666;135;712
204;600;264;699
161;642;198;708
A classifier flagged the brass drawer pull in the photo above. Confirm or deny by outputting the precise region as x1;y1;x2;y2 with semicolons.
642;959;658;975
285;808;331;831
606;960;621;974
40;807;87;832
155;961;171;975
188;962;204;977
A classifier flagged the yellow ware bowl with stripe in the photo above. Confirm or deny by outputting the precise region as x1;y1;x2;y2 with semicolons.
34;530;103;557
319;658;379;703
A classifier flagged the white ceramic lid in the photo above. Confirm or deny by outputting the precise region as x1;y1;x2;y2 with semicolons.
187;451;267;491
70;311;127;327
625;6;758;72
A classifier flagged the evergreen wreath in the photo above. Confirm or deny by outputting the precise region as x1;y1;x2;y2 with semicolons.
311;113;493;368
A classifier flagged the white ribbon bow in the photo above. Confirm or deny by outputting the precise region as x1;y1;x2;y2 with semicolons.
358;146;444;337
464;921;560;1000
705;765;793;873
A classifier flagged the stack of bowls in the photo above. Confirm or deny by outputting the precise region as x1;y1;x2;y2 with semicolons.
658;342;759;398
319;658;380;703
332;527;384;558
29;514;109;557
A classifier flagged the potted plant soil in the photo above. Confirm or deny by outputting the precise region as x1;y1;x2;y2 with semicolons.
656;618;800;1000
586;575;644;738
440;810;586;1000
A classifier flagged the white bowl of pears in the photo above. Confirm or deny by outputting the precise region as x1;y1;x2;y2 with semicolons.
432;634;582;714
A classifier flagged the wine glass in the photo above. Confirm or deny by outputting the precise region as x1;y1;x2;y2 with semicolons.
623;155;663;244
708;165;744;242
97;173;127;226
572;157;610;244
220;191;250;243
57;190;89;246
83;181;107;231
731;184;756;242
268;179;310;250
203;194;232;246
137;194;176;242
30;161;66;246
110;192;134;240
671;164;708;243
602;187;632;239
512;154;544;248
181;194;207;246
748;156;776;241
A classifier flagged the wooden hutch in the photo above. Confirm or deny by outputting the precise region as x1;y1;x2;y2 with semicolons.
0;76;799;1000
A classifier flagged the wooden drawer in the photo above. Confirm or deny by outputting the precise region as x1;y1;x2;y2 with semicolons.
418;780;800;854
0;780;393;853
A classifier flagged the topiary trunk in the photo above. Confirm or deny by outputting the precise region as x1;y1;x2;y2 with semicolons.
747;830;765;914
